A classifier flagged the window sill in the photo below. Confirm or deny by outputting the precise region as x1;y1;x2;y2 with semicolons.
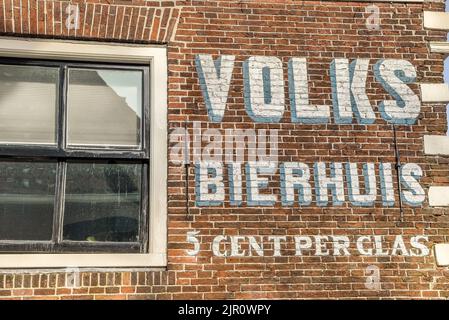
0;253;166;269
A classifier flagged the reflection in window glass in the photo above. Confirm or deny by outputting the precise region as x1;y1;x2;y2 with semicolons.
67;69;142;148
0;64;59;144
0;162;57;241
63;163;142;242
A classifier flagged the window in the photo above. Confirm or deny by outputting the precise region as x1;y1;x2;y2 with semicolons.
0;59;150;253
0;39;167;268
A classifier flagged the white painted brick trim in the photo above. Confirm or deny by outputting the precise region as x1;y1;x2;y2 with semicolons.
434;243;449;267
424;135;449;156
428;187;449;207
420;83;449;103
424;12;449;30
429;42;449;54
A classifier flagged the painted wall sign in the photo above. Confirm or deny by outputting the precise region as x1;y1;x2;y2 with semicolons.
186;232;430;258
195;55;420;125
170;55;425;209
193;161;424;208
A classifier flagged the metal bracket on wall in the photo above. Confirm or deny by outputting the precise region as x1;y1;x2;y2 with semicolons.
184;121;192;221
393;125;404;222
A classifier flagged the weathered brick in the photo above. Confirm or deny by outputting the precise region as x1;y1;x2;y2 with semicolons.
0;0;447;300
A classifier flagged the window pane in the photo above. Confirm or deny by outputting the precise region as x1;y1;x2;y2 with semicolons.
0;64;58;145
63;163;142;242
67;68;142;148
0;162;57;241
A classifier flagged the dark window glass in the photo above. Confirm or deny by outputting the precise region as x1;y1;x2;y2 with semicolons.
0;162;56;241
0;60;148;253
0;64;58;145
67;68;142;148
63;163;142;242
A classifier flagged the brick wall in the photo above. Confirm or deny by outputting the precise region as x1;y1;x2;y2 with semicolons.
1;0;449;299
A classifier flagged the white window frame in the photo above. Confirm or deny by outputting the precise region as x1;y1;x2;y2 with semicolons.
0;37;167;268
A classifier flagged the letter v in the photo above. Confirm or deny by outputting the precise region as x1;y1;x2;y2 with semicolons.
195;54;235;123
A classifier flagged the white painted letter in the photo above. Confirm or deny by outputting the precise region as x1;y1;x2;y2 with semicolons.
288;57;330;123
243;56;285;123
195;55;235;122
